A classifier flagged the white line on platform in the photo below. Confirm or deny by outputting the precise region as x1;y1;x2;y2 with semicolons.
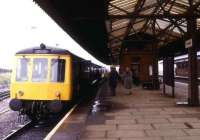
175;82;200;88
175;82;188;86
44;104;78;140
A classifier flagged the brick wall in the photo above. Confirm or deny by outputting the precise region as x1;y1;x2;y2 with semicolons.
120;52;153;82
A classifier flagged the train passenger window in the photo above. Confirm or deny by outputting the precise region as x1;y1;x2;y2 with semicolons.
50;59;65;82
32;58;48;82
16;58;29;81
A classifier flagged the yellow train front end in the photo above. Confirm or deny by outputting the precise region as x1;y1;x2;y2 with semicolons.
11;55;72;100
9;45;73;119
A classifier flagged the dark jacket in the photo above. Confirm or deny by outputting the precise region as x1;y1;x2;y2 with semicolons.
108;70;119;88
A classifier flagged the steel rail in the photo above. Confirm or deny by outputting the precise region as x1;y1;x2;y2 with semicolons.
2;121;33;140
0;90;10;101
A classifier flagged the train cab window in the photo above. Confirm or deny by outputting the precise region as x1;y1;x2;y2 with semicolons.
32;58;48;82
50;59;65;82
16;58;30;81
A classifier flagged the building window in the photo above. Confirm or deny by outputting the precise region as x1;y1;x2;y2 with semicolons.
149;65;152;76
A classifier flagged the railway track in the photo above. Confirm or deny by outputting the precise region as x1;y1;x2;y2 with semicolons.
1;103;78;140
0;108;10;116
0;91;9;101
2;121;33;140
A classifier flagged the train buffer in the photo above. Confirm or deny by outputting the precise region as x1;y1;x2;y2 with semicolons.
44;82;200;140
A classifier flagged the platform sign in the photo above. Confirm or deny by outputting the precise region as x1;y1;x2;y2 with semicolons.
185;39;192;48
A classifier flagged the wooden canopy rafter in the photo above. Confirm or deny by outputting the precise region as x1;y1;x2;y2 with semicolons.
106;0;200;63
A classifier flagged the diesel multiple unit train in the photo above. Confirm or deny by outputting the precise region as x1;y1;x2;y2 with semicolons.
9;44;103;120
175;53;200;77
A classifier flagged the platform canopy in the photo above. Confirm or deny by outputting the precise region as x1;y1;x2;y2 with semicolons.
33;0;200;64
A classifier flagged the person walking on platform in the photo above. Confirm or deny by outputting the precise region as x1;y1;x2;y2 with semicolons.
124;67;133;95
108;66;119;96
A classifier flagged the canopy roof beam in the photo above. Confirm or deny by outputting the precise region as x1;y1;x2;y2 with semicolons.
109;13;200;19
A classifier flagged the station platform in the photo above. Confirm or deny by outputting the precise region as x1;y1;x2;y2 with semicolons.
46;82;200;140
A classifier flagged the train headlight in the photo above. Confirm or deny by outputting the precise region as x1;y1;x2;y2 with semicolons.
18;90;24;97
55;91;61;98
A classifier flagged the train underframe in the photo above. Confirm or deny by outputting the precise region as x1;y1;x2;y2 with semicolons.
9;99;70;120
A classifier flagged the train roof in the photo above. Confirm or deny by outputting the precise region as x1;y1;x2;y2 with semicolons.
16;44;104;67
16;43;71;55
158;51;200;64
175;51;200;63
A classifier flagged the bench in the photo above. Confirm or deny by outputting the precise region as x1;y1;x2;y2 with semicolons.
142;81;153;89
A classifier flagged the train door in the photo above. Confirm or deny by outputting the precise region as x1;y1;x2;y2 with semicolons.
48;55;71;100
72;58;82;98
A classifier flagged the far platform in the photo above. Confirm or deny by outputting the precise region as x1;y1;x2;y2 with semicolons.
46;82;200;140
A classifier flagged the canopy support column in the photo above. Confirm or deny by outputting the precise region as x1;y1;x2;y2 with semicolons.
187;17;199;106
152;45;159;89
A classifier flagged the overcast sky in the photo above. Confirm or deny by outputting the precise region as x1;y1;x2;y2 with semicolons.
0;0;109;69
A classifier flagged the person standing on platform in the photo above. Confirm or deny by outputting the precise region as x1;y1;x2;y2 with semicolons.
119;67;124;84
108;66;119;96
124;67;133;95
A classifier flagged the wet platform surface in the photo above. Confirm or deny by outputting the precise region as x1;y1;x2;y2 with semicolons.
48;82;200;140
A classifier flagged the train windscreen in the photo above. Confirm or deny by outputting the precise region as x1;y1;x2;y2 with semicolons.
16;58;30;82
50;59;65;82
32;58;48;82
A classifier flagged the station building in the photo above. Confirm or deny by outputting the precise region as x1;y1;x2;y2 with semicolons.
15;1;200;139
